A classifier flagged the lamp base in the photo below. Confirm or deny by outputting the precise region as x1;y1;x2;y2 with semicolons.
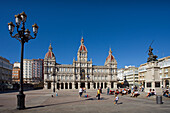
17;93;25;110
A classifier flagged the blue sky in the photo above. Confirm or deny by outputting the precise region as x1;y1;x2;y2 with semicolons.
0;0;170;68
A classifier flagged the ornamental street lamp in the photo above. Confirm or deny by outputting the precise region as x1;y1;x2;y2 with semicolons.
8;12;38;110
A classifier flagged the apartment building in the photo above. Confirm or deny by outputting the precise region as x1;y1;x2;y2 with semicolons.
158;56;170;88
138;63;147;86
124;66;138;86
23;59;43;83
0;56;13;84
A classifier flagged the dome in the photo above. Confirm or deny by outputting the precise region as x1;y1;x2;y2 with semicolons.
45;43;56;60
105;48;116;65
78;36;87;52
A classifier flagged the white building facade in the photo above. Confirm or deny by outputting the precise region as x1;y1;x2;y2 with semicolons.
23;59;33;83
123;66;138;86
0;56;13;84
117;68;124;82
44;37;118;90
23;59;44;83
158;56;170;88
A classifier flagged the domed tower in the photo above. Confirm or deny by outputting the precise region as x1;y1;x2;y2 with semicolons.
105;48;117;67
77;36;88;62
44;43;56;89
44;43;56;60
105;48;117;89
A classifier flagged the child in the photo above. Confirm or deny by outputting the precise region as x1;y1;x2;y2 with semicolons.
114;94;119;105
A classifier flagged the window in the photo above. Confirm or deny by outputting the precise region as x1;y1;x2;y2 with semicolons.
105;76;107;80
165;69;168;72
160;70;162;73
155;82;160;87
65;76;68;80
166;74;168;78
69;76;72;80
61;76;63;80
57;75;60;80
147;83;151;87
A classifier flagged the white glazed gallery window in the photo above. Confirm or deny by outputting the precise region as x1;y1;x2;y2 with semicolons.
69;76;72;80
105;76;107;80
65;76;68;80
61;76;63;80
61;68;63;72
97;76;99;80
57;75;60;80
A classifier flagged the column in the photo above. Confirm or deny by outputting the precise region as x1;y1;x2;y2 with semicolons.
72;82;75;89
152;81;155;89
78;82;80;88
51;82;54;90
114;82;117;89
90;82;93;89
163;79;165;88
85;82;88;89
145;82;147;92
107;82;111;89
44;82;48;89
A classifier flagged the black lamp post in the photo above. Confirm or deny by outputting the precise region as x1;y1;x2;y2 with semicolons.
8;12;38;110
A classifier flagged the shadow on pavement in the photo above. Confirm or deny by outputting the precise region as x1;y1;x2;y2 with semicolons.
117;102;123;105
25;97;108;110
0;105;4;107
26;105;45;109
86;97;108;100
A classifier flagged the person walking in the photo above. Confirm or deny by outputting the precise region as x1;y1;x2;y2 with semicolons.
107;87;110;95
79;86;83;98
97;88;101;100
114;94;119;105
142;85;144;92
99;87;102;94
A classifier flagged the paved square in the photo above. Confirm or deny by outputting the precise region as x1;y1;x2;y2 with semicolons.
0;89;170;113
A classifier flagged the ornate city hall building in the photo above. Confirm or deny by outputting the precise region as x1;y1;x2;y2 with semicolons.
44;37;118;90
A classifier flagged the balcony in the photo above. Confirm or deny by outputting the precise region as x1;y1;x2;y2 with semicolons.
138;78;145;81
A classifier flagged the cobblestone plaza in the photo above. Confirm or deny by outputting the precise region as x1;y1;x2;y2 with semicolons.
0;89;170;113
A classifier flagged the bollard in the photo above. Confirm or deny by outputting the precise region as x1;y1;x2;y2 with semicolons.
156;96;163;104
